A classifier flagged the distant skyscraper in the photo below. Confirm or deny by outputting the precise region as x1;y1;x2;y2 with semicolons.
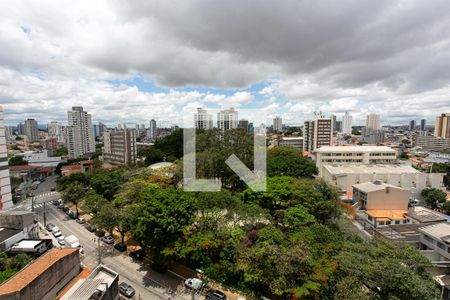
409;120;416;131
194;108;213;130
217;108;238;130
148;119;157;140
48;121;65;143
420;119;426;132
0;106;13;210
273;116;282;132
17;122;25;135
303;113;333;152
434;113;450;138
330;114;337;134
24;118;38;141
366;113;381;130
4;126;13;141
342;112;353;134
67;106;95;159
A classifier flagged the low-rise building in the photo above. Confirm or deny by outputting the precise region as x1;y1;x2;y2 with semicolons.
353;181;410;210
0;248;81;300
418;222;450;261
61;160;93;177
416;135;450;152
61;264;119;300
323;164;445;199
276;136;304;150
15;150;61;168
314;145;397;176
0;211;39;241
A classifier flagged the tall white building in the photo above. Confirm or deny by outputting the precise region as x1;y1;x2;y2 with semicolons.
366;113;381;130
217;108;238;130
194;108;213;130
47;121;65;143
342;112;353;134
24;118;38;142
273;116;282;132
0;106;13;210
66;106;95;159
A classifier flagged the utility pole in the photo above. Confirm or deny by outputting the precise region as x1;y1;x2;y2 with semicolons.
97;237;101;265
43;201;47;228
31;195;34;212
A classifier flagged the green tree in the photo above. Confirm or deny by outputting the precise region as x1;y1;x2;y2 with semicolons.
7;253;32;270
153;128;184;159
442;201;450;215
129;187;197;257
61;182;86;215
81;191;107;215
50;147;68;157
138;147;166;165
95;203;118;235
421;187;447;209
267;146;317;177
57;173;88;191
8;156;28;166
90;169;126;200
282;205;316;230
334;238;440;300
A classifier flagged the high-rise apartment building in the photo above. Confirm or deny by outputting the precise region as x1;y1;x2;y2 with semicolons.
303;114;333;153
24;118;38;141
0;106;13;210
47;121;65;143
366;113;381;130
4;126;13;141
409;120;416;131
434;113;450;138
217;108;238;130
148;119;157;140
273;116;282;132
194;108;213;130
342;112;353;134
103;129;137;166
420;119;426;131
66;106;95;159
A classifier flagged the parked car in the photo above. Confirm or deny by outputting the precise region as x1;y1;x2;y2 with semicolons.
185;278;204;290
50;186;55;191
119;282;136;298
68;212;78;219
57;236;65;246
84;224;97;232
114;243;127;252
53;230;62;238
66;209;73;216
129;248;145;260
76;217;86;224
95;229;105;238
62;206;69;212
46;223;55;231
101;235;114;244
58;203;65;209
52;199;61;205
150;262;168;274
206;290;227;300
51;226;60;233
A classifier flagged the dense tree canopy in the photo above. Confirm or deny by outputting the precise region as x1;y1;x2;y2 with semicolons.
267;147;317;178
8;156;28;166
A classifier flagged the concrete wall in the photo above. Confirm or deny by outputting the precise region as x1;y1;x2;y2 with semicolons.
366;187;410;210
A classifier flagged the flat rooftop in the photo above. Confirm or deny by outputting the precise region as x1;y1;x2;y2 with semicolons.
9;240;43;249
353;181;406;193
419;223;450;242
406;206;448;223
0;228;22;242
324;164;419;175
61;265;118;300
315;145;396;153
367;210;408;220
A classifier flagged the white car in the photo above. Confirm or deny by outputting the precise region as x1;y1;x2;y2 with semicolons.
53;230;62;237
57;236;65;246
185;278;204;290
51;226;60;234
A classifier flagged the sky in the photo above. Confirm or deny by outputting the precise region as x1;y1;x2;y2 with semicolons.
1;0;450;127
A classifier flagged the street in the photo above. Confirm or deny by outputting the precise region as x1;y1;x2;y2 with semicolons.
23;176;195;300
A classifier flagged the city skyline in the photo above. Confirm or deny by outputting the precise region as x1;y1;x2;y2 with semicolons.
1;1;450;126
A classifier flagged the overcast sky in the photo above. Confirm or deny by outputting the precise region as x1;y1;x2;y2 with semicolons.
1;0;449;126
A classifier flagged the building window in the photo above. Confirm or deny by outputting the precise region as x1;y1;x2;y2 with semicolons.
395;220;400;224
